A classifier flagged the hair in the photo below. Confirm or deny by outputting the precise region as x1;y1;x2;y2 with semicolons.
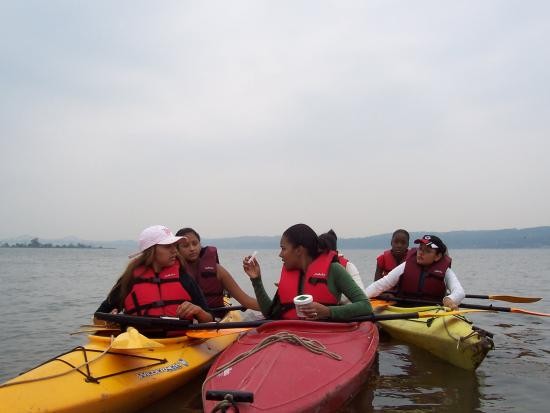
115;247;157;306
282;223;328;258
392;228;410;241
176;227;201;241
319;229;338;251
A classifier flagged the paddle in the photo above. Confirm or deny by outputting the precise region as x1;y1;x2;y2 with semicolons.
71;326;121;335
210;305;247;313
95;309;487;333
465;294;541;303
186;328;252;339
175;309;488;338
458;303;550;317
378;296;550;317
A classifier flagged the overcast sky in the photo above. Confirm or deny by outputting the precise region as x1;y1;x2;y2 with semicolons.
1;1;549;241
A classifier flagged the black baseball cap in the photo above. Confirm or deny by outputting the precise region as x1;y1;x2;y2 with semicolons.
414;235;447;254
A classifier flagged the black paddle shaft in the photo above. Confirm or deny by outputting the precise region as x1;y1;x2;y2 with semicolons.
94;311;428;331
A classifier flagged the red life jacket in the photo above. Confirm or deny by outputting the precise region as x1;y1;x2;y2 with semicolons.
397;248;452;301
337;254;349;268
184;246;224;308
277;251;339;319
123;261;193;318
376;249;409;276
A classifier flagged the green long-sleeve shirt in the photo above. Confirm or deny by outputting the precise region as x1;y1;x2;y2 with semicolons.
251;262;373;321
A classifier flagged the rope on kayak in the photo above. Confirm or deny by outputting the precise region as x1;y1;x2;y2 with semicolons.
210;394;241;413
0;337;115;388
436;312;495;353
202;331;343;412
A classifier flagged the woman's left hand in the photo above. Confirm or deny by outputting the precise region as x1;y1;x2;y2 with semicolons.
300;302;330;320
442;296;459;310
176;301;201;318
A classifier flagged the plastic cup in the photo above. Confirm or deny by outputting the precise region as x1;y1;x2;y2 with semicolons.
293;294;313;318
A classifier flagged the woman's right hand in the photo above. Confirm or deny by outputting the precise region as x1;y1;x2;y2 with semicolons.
243;256;261;279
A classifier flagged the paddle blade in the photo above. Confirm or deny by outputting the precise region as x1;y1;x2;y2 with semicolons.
511;308;550;317
111;327;164;349
488;295;542;303
70;326;120;335
369;299;396;309
186;328;251;339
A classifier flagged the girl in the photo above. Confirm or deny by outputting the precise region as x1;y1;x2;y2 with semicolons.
176;227;260;311
374;229;410;281
96;225;213;322
243;224;372;320
365;234;465;310
319;229;365;304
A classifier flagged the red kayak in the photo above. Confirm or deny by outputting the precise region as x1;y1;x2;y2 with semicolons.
202;320;379;413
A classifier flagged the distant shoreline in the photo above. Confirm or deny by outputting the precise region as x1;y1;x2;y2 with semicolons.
0;246;115;249
0;238;111;249
1;226;550;250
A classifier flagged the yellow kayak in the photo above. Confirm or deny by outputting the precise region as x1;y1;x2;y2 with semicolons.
0;308;243;413
372;300;494;370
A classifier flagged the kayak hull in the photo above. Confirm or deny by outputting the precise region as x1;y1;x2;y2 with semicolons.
202;320;379;413
0;309;243;413
376;304;493;370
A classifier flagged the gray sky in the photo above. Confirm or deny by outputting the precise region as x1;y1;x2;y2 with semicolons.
1;1;549;241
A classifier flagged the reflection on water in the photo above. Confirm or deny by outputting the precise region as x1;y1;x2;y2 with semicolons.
344;331;481;413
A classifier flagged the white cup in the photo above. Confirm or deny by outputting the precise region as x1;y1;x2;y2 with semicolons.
293;294;313;318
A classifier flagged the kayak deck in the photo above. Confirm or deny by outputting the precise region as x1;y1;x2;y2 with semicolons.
202;319;379;413
0;309;243;413
375;303;494;370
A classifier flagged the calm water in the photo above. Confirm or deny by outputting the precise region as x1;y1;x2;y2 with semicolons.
1;248;549;412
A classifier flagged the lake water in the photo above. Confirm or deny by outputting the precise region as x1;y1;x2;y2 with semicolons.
1;248;549;412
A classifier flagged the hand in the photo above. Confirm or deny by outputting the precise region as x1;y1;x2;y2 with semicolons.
92;308;118;327
243;256;261;279
442;296;459;310
300;302;330;320
176;301;201;319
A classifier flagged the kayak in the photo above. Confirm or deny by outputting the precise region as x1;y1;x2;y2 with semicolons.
372;300;494;370
0;308;243;413
202;319;379;413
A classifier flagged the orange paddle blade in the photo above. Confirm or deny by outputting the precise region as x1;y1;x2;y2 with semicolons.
186;328;251;338
370;299;396;309
466;294;542;303
487;295;542;303
70;327;120;335
510;308;550;317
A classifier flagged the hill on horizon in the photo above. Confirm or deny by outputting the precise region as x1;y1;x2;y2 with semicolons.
205;226;550;249
2;226;549;250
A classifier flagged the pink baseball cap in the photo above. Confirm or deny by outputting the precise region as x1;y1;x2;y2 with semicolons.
128;225;183;258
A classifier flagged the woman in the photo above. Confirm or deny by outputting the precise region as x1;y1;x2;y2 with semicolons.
96;225;213;323
365;234;465;309
319;229;365;304
243;223;372;320
176;227;260;311
374;229;410;281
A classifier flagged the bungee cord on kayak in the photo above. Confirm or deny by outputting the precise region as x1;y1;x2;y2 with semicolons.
202;330;344;400
0;339;115;388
